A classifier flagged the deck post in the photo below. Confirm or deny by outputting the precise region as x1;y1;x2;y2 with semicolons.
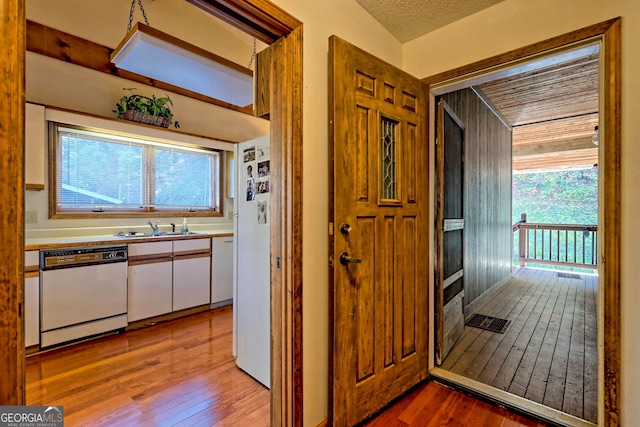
518;213;527;267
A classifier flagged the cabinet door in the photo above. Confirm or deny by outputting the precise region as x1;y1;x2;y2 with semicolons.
25;275;40;347
128;261;173;322
173;256;211;311
173;238;211;311
24;250;40;347
25;103;46;189
211;236;234;304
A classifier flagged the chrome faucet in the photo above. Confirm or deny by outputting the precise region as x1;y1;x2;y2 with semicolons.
147;220;159;232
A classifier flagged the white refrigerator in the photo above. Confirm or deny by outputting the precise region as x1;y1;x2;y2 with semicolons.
233;135;270;387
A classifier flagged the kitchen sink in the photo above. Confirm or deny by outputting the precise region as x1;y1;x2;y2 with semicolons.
116;231;202;238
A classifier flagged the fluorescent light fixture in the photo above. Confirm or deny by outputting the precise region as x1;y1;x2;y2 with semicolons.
111;22;254;107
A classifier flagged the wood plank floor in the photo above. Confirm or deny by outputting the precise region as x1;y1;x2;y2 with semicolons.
26;306;270;426
364;381;546;427
441;267;598;423
27;301;560;427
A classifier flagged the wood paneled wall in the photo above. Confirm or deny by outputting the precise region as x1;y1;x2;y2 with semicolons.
441;89;512;308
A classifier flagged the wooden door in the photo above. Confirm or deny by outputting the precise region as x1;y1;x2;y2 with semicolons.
435;99;466;365
329;35;428;426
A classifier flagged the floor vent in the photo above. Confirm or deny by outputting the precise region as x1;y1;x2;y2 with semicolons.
557;272;582;280
466;314;511;334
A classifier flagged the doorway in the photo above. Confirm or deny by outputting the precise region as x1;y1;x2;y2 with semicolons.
2;1;303;426
427;20;620;427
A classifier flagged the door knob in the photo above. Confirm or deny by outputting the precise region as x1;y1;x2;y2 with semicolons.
339;251;361;265
339;223;352;234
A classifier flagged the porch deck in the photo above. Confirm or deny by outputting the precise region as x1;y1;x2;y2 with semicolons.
441;267;598;424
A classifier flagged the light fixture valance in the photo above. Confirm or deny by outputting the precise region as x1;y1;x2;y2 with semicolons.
110;22;254;107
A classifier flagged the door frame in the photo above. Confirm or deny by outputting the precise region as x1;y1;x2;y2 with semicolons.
1;1;304;426
423;18;621;425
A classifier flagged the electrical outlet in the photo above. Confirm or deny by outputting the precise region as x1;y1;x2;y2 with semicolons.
25;210;38;224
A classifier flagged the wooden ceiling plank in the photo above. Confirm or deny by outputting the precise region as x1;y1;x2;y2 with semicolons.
513;136;595;156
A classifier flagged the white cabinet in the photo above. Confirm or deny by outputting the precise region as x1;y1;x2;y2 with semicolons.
172;238;211;311
24;250;40;347
25;103;46;190
211;236;234;305
127;241;173;322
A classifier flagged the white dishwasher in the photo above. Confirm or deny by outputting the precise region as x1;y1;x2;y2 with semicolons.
40;245;128;349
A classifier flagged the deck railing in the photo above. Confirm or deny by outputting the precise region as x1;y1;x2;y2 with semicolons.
512;213;598;270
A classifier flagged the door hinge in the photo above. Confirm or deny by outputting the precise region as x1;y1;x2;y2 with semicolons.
276;256;281;269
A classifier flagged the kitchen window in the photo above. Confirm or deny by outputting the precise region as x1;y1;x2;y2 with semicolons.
50;123;221;217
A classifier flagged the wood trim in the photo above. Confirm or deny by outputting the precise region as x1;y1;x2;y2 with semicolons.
127;253;173;266
0;0;26;405
424;18;622;426
26;20;253;114
443;269;464;289
24;270;39;279
173;249;212;260
423;18;620;87
255;45;272;118
443;219;464;231
186;0;302;44
601;18;622;426
268;25;304;427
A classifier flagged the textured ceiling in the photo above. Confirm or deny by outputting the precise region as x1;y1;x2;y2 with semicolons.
355;0;507;43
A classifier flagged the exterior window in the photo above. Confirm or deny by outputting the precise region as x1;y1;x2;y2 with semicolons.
51;124;221;217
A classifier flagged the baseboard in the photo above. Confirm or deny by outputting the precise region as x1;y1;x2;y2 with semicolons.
429;367;596;427
210;298;232;309
315;418;328;427
464;273;511;322
126;304;211;331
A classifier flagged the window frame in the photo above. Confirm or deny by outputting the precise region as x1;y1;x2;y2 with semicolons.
49;122;223;219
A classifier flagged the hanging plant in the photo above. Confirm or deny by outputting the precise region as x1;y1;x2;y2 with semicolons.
113;88;180;128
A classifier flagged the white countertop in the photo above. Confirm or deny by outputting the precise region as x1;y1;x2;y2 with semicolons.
25;229;233;251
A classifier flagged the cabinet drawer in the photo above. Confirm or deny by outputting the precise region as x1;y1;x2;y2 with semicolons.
128;241;173;257
173;238;211;254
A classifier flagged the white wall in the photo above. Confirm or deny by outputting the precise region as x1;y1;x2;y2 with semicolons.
403;0;638;423
270;1;402;425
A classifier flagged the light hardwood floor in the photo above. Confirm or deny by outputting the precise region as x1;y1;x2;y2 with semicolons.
27;301;555;426
26;306;270;426
441;267;598;423
364;381;545;427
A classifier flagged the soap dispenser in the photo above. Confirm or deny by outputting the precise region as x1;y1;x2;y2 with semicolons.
182;218;189;233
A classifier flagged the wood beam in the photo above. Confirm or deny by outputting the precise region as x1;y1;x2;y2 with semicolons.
513;136;595;157
0;0;26;405
26;20;254;115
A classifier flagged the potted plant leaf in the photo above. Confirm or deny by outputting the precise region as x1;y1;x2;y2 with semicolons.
113;88;180;128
